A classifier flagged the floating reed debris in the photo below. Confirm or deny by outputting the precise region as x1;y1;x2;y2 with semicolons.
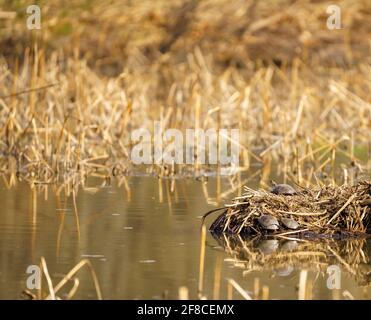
209;181;371;238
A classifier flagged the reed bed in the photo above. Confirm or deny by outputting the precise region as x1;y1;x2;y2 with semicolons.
2;0;370;69
0;50;369;185
0;0;370;185
209;180;371;236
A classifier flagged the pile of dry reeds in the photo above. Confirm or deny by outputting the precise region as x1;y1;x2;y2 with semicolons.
210;181;371;237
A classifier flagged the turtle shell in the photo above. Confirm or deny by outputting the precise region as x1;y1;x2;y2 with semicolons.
257;214;279;230
270;184;297;195
281;217;300;230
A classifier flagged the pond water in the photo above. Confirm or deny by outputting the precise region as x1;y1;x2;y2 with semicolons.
0;175;369;300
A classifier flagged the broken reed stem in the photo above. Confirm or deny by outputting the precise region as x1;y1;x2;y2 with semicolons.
227;281;233;300
327;194;356;225
40;257;56;300
252;278;259;299
65;278;80;300
276;210;327;217
72;190;81;240
0;83;60;100
298;270;308;300
261;286;269;300
45;259;102;300
343;290;354;300
226;278;252;300
198;224;206;295
274;228;309;237
178;286;189;300
213;255;222;300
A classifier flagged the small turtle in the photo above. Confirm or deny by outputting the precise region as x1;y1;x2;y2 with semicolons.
270;183;297;195
281;217;300;230
257;214;279;230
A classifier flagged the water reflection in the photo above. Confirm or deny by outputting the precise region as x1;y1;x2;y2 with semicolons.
0;176;369;300
210;234;370;288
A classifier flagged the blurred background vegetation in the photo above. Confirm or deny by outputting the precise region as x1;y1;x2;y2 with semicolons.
0;0;370;183
1;0;370;74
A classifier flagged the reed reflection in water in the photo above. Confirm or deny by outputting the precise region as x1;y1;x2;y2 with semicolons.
0;176;369;299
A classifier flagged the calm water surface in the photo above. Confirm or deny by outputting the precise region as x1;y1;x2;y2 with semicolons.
0;176;369;299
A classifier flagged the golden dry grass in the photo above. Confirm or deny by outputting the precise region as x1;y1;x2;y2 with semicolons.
0;0;370;184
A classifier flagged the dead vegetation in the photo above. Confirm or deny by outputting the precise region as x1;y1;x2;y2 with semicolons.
0;0;370;184
20;257;102;300
209;181;371;236
1;0;371;70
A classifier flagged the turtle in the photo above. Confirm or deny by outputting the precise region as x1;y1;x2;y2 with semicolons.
257;214;279;230
281;217;300;230
270;183;297;195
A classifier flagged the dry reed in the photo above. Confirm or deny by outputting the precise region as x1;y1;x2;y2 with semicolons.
0;0;370;186
209;181;370;236
21;257;102;300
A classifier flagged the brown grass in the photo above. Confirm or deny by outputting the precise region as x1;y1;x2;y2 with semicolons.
0;0;370;185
